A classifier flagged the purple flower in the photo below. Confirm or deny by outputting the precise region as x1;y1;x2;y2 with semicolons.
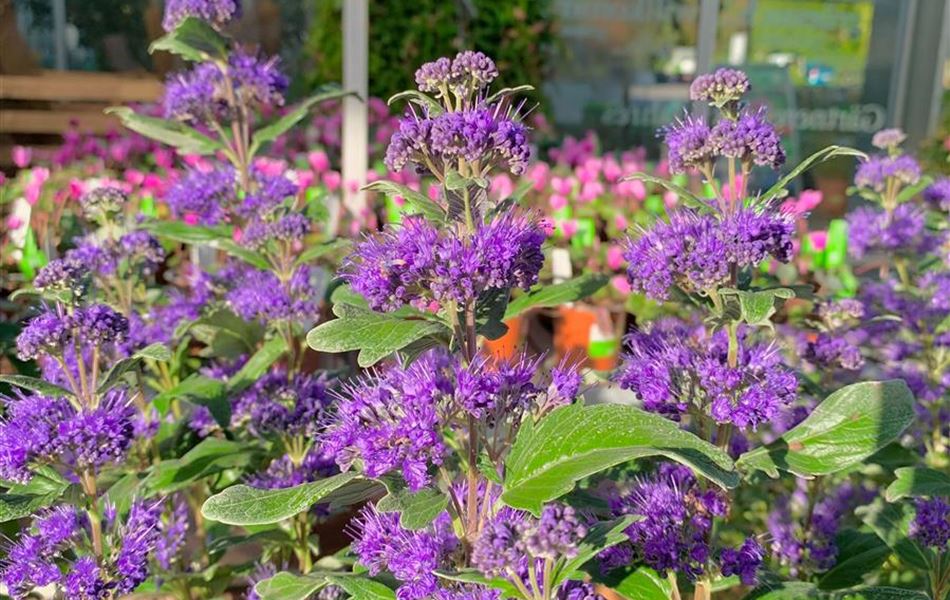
605;464;726;579
710;107;785;169
519;503;587;560
231;370;332;438
240;212;310;249
70;304;130;348
623;207;793;300
415;57;453;93
225;264;319;322
155;498;189;570
164;62;227;124
34;257;89;298
910;498;950;551
188;405;219;438
113;500;162;594
64;556;106;599
449;51;499;96
556;581;604;600
16;311;71;360
472;507;528;575
817;298;865;329
162;0;241;31
346;213;545;312
323;353;450;490
118;230;166;277
847;204;942;259
690;68;750;105
79;186;126;219
228;48;289;111
719;538;764;585
924;177;950;211
871;128;907;151
238;169;299;217
662;114;714;174
165;167;235;224
245;449;337;489
854;154;921;191
350;507;457;600
802;334;864;371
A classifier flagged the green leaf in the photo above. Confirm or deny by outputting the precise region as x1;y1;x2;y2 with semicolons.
295;239;352;266
758;146;866;203
387;90;443;114
0;374;73;398
502;403;738;515
743;583;821;599
202;472;365;525
817;530;890;590
97;342;171;391
141;220;232;243
105;107;221;155
885;467;950;502
251;86;356;154
484;84;535;105
326;575;398;600
214;239;271;270
895;175;933;204
719;287;795;328
745;584;929;600
0;467;69;522
307;306;447;367
253;572;327;600
151;375;228;423
476;287;510;341
376;485;449;531
505;274;609;320
598;567;670;600
226;336;288;393
184;308;264;357
857;499;934;571
433;570;523;599
444;170;470;191
621;172;712;213
148;16;229;61
736;380;915;478
554;516;639;587
144;438;260;494
363;180;446;222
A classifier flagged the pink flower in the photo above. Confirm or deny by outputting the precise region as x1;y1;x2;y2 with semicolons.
539;217;556;236
490;174;514;200
799;189;823;210
663;190;678;208
606;245;625;270
12;145;32;169
295;170;315;189
614;214;628;230
603;158;623;182
109;141;130;163
308;151;330;174
254;157;286;177
611;275;632;294
560;219;578;238
551;176;574;196
25;168;50;205
549;194;568;211
807;230;828;252
154;148;175;169
6;215;23;230
528;162;550;191
616;179;646;200
232;227;243;242
68;179;87;200
322;171;342;192
579;180;604;202
392;194;406;207
427;184;441;200
184;213;200;225
142;174;164;194
125;169;145;186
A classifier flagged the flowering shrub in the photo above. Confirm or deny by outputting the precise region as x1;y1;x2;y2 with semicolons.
0;9;948;600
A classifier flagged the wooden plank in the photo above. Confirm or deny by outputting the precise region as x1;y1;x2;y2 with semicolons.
0;109;118;135
0;70;162;103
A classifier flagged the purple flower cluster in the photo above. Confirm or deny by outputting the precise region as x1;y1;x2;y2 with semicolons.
614;319;797;429
246;449;337;489
79;186;126;220
162;0;241;31
801;333;865;371
17;304;129;360
871;128;907;151
415;51;499;98
240;212;310;249
602;464;729;579
155;498;190;570
623;208;793;300
225;264;319;322
346;213;546;312
385;106;531;175
689;68;750;106
719;538;765;585
33;256;90;298
853;154;921;192
1;501;162;597
909;497;950;551
924;177;950;211
0;389;137;482
768;482;875;575
662;107;785;173
230;370;332;438
165;167;235;224
847;204;942;259
350;507;457;600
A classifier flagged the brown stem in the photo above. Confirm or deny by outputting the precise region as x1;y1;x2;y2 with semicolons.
692;579;711;600
668;572;682;600
81;470;103;558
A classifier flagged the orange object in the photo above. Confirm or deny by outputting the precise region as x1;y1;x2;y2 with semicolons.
554;305;596;365
483;317;523;360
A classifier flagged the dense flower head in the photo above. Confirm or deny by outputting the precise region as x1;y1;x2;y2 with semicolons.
800;333;865;371
231;370;332;438
853;154;921;191
689;68;750;105
816;298;865;329
114;501;163;594
0;389;137;482
450;51;499;95
604;464;726;579
709;107;785;169
924;177;950;211
345;213;545;312
623;208;793;300
225;263;320;322
238;169;299;218
240;212;310;249
350;507;457;600
17;304;128;361
910;498;950;551
155;498;189;570
847;204;942;259
614;319;797;429
16;311;70;360
162;0;241;31
518;503;587;560
385;107;531;175
165;167;235;224
164;62;227;124
228;48;289;111
719;538;764;586
768;481;875;575
70;304;130;347
33;256;90;298
118;230;166;277
472;507;528;575
415;57;453;93
871;128;907;151
323;352;450;490
246;449;337;489
662;114;714;174
79;186;126;220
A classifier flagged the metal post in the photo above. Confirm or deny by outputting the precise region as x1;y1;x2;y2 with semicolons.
696;0;720;76
342;0;369;219
52;0;67;69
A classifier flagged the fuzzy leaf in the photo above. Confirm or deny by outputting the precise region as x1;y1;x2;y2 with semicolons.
363;180;446;222
387;90;443;115
503;403;738;515
719;287;795;328
433;570;523;599
0;375;73;398
376;484;449;531
97;342;171;392
554;516;639;587
622;172;712;213
325;575;398;600
598;567;670;600
151;375;228;423
227;336;288;393
254;572;327;600
885;467;950;502
148;16;229;60
484;84;535;105
0;467;70;522
817;530;890;590
736;380;914;478
758;146;866;204
106;107;221;155
141;220;233;243
144;438;260;494
505;274;609;320
857;499;935;571
251;86;356;154
213;239;271;270
295;239;352;266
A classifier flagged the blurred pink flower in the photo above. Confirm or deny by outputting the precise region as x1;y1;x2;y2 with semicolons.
807;230;828;251
427;183;441;201
551;176;573;196
308;150;330;174
606;245;625;270
491;174;514;200
549;194;568;211
527;162;550;191
322;171;342;192
68;179;87;200
25;168;50;205
611;275;632;294
663;190;678;208
579;181;604;202
560;219;578;238
154;148;175;169
12;145;32;169
6;215;23;230
184;213;200;225
296;170;315;189
614;214;628;230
